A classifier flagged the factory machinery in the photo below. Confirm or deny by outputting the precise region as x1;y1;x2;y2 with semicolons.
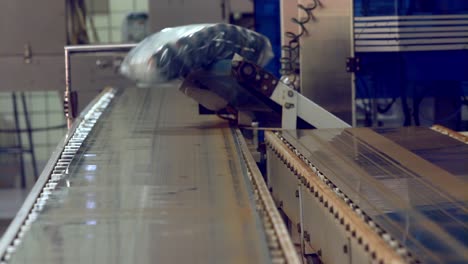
0;51;466;264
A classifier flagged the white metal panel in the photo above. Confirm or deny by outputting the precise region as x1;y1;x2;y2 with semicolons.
270;83;350;129
302;189;356;264
267;149;300;224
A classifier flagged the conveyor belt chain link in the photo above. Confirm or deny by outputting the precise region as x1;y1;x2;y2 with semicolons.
0;90;116;263
234;130;301;264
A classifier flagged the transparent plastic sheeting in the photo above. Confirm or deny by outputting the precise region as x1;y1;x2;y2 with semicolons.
7;86;272;263
120;23;273;84
282;127;468;264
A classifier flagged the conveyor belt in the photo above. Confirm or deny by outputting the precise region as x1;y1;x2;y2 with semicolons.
266;128;468;264
0;85;298;263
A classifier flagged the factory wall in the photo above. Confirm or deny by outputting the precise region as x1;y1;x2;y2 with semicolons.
0;0;150;190
0;91;66;188
87;0;149;43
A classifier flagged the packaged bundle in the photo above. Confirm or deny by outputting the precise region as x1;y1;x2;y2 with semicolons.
120;23;273;84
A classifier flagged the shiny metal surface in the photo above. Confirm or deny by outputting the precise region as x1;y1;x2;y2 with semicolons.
278;127;468;263
299;0;353;124
6;85;275;263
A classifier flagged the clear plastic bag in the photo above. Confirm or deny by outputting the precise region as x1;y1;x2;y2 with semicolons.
120;23;274;84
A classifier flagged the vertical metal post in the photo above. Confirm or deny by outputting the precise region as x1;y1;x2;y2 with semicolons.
298;183;305;262
373;98;380;126
350;0;357;127
64;48;73;129
21;92;39;180
11;93;26;189
252;121;259;147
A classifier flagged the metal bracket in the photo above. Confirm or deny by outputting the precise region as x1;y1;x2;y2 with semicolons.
281;89;298;129
346;57;360;73
63;90;78;122
231;55;278;97
232;55;350;129
23;43;32;64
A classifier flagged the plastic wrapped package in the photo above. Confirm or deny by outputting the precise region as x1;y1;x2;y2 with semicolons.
120;23;274;84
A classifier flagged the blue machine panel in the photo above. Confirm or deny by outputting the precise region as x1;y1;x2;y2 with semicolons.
354;0;468;96
354;0;468;16
298;3;468;260
353;0;468;128
254;0;281;77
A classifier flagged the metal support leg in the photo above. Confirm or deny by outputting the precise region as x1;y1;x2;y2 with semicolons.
298;183;305;263
64;48;72;129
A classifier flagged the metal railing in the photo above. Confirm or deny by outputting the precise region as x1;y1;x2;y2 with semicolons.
64;44;137;128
